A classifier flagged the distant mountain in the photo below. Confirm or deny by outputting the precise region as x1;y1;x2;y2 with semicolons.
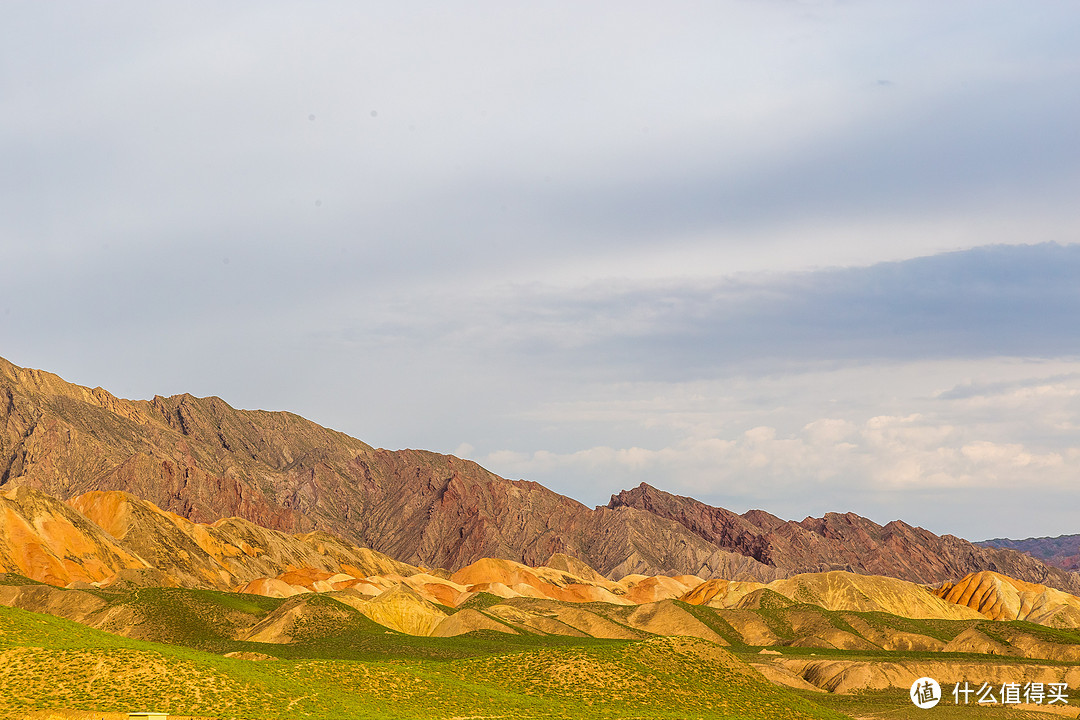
0;355;776;580
609;482;1080;593
3;355;1077;592
978;534;1080;571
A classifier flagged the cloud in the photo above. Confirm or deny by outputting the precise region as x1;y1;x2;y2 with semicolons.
481;407;1079;535
4;2;1080;542
935;374;1080;401
471;357;1080;539
324;243;1080;383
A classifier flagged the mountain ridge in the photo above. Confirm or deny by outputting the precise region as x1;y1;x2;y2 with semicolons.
2;355;1075;592
978;533;1080;571
609;482;1080;592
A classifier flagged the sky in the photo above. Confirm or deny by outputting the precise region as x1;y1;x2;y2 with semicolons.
3;1;1080;542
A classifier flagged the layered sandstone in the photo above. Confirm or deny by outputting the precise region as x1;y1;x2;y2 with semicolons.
0;486;149;585
934;571;1080;628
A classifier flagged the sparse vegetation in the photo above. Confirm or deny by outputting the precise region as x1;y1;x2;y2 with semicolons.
0;603;851;720
6;579;1080;720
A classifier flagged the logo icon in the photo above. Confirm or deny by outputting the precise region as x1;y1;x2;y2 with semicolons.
911;677;941;709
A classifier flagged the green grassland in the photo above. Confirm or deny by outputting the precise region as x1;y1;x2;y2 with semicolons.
0;598;852;720
4;581;1080;719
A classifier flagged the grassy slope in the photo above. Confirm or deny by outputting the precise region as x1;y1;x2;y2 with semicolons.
0;601;852;720
7;581;1080;719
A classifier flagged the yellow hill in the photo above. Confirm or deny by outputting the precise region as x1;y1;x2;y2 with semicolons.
624;600;728;645
934;571;1080;628
0;487;149;586
765;571;984;620
69;490;418;590
450;556;633;605
680;578;767;608
620;575;699;603
431;608;518;637
357;585;448;636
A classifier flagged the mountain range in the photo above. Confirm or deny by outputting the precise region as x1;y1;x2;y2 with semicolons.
3;355;1076;594
6;479;1080;681
6;462;1080;715
979;533;1080;571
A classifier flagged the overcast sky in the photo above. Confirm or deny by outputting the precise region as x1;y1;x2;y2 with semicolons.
4;1;1080;542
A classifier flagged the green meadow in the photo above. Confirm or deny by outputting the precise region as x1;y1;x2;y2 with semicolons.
3;581;1079;720
0;596;851;720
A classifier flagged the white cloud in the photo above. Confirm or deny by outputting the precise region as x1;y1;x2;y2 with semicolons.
476;359;1080;537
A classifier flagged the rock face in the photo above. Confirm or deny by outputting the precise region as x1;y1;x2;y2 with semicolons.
609;482;1080;594
67;489;418;589
0;485;420;592
3;355;1076;589
0;486;149;585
